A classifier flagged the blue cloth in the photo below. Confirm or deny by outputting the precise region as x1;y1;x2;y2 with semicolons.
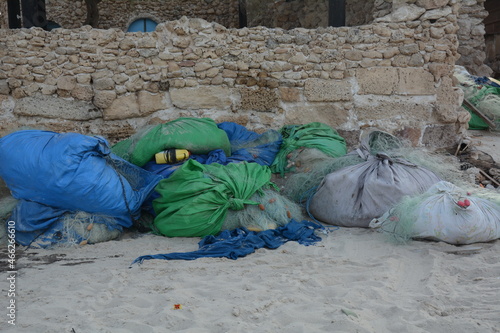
131;220;324;265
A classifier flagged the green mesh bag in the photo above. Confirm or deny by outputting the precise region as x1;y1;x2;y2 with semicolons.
112;117;231;167
271;122;347;176
153;159;274;237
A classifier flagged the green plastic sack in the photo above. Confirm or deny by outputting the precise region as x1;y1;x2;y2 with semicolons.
112;118;231;167
153;159;273;237
271;122;347;175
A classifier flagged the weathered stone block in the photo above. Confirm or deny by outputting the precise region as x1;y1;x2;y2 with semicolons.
375;5;426;23
76;74;92;84
103;94;140;120
279;87;301;102
93;77;115;90
56;75;76;91
71;84;94;101
434;77;462;122
14;94;101;120
416;0;450;10
285;103;350;128
397;68;435;95
93;90;117;109
170;86;232;109
138;91;167;114
355;95;433;122
356;68;398;95
420;7;453;20
239;88;280;111
0;80;10;95
304;79;353;102
344;50;363;61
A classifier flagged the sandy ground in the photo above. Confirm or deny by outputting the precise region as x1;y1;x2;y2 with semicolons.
468;130;500;163
0;225;499;333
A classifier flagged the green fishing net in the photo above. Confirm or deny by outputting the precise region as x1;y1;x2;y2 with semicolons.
280;129;471;204
271;122;347;176
112;117;231;167
153;159;304;237
454;66;500;131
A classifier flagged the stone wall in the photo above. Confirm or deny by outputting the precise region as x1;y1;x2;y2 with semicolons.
456;0;492;76
247;0;491;77
0;4;467;149
43;0;239;30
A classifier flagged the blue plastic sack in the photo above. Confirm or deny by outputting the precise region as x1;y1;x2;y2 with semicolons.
0;130;161;222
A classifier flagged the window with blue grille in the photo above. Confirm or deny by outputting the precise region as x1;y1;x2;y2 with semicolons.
127;18;157;32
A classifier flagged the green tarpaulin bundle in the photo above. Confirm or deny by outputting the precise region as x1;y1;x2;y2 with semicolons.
270;122;347;176
152;159;301;237
112;118;232;167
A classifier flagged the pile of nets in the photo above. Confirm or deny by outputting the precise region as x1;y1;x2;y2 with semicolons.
222;188;304;232
283;129;473;205
152;159;304;237
11;202;123;248
308;151;443;228
454;65;500;131
112;117;232;167
134;120;283;216
270;122;347;177
0;130;161;248
370;181;500;245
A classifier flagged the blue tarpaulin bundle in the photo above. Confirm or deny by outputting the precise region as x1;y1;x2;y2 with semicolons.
0;130;161;247
131;220;325;264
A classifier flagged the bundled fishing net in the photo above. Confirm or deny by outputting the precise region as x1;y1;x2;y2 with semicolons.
60;212;123;245
222;188;305;232
112;117;232;167
454;66;500;131
152;159;304;237
279;148;364;202
10;200;126;248
283;129;474;203
271;122;347;176
370;181;500;245
308;152;442;228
